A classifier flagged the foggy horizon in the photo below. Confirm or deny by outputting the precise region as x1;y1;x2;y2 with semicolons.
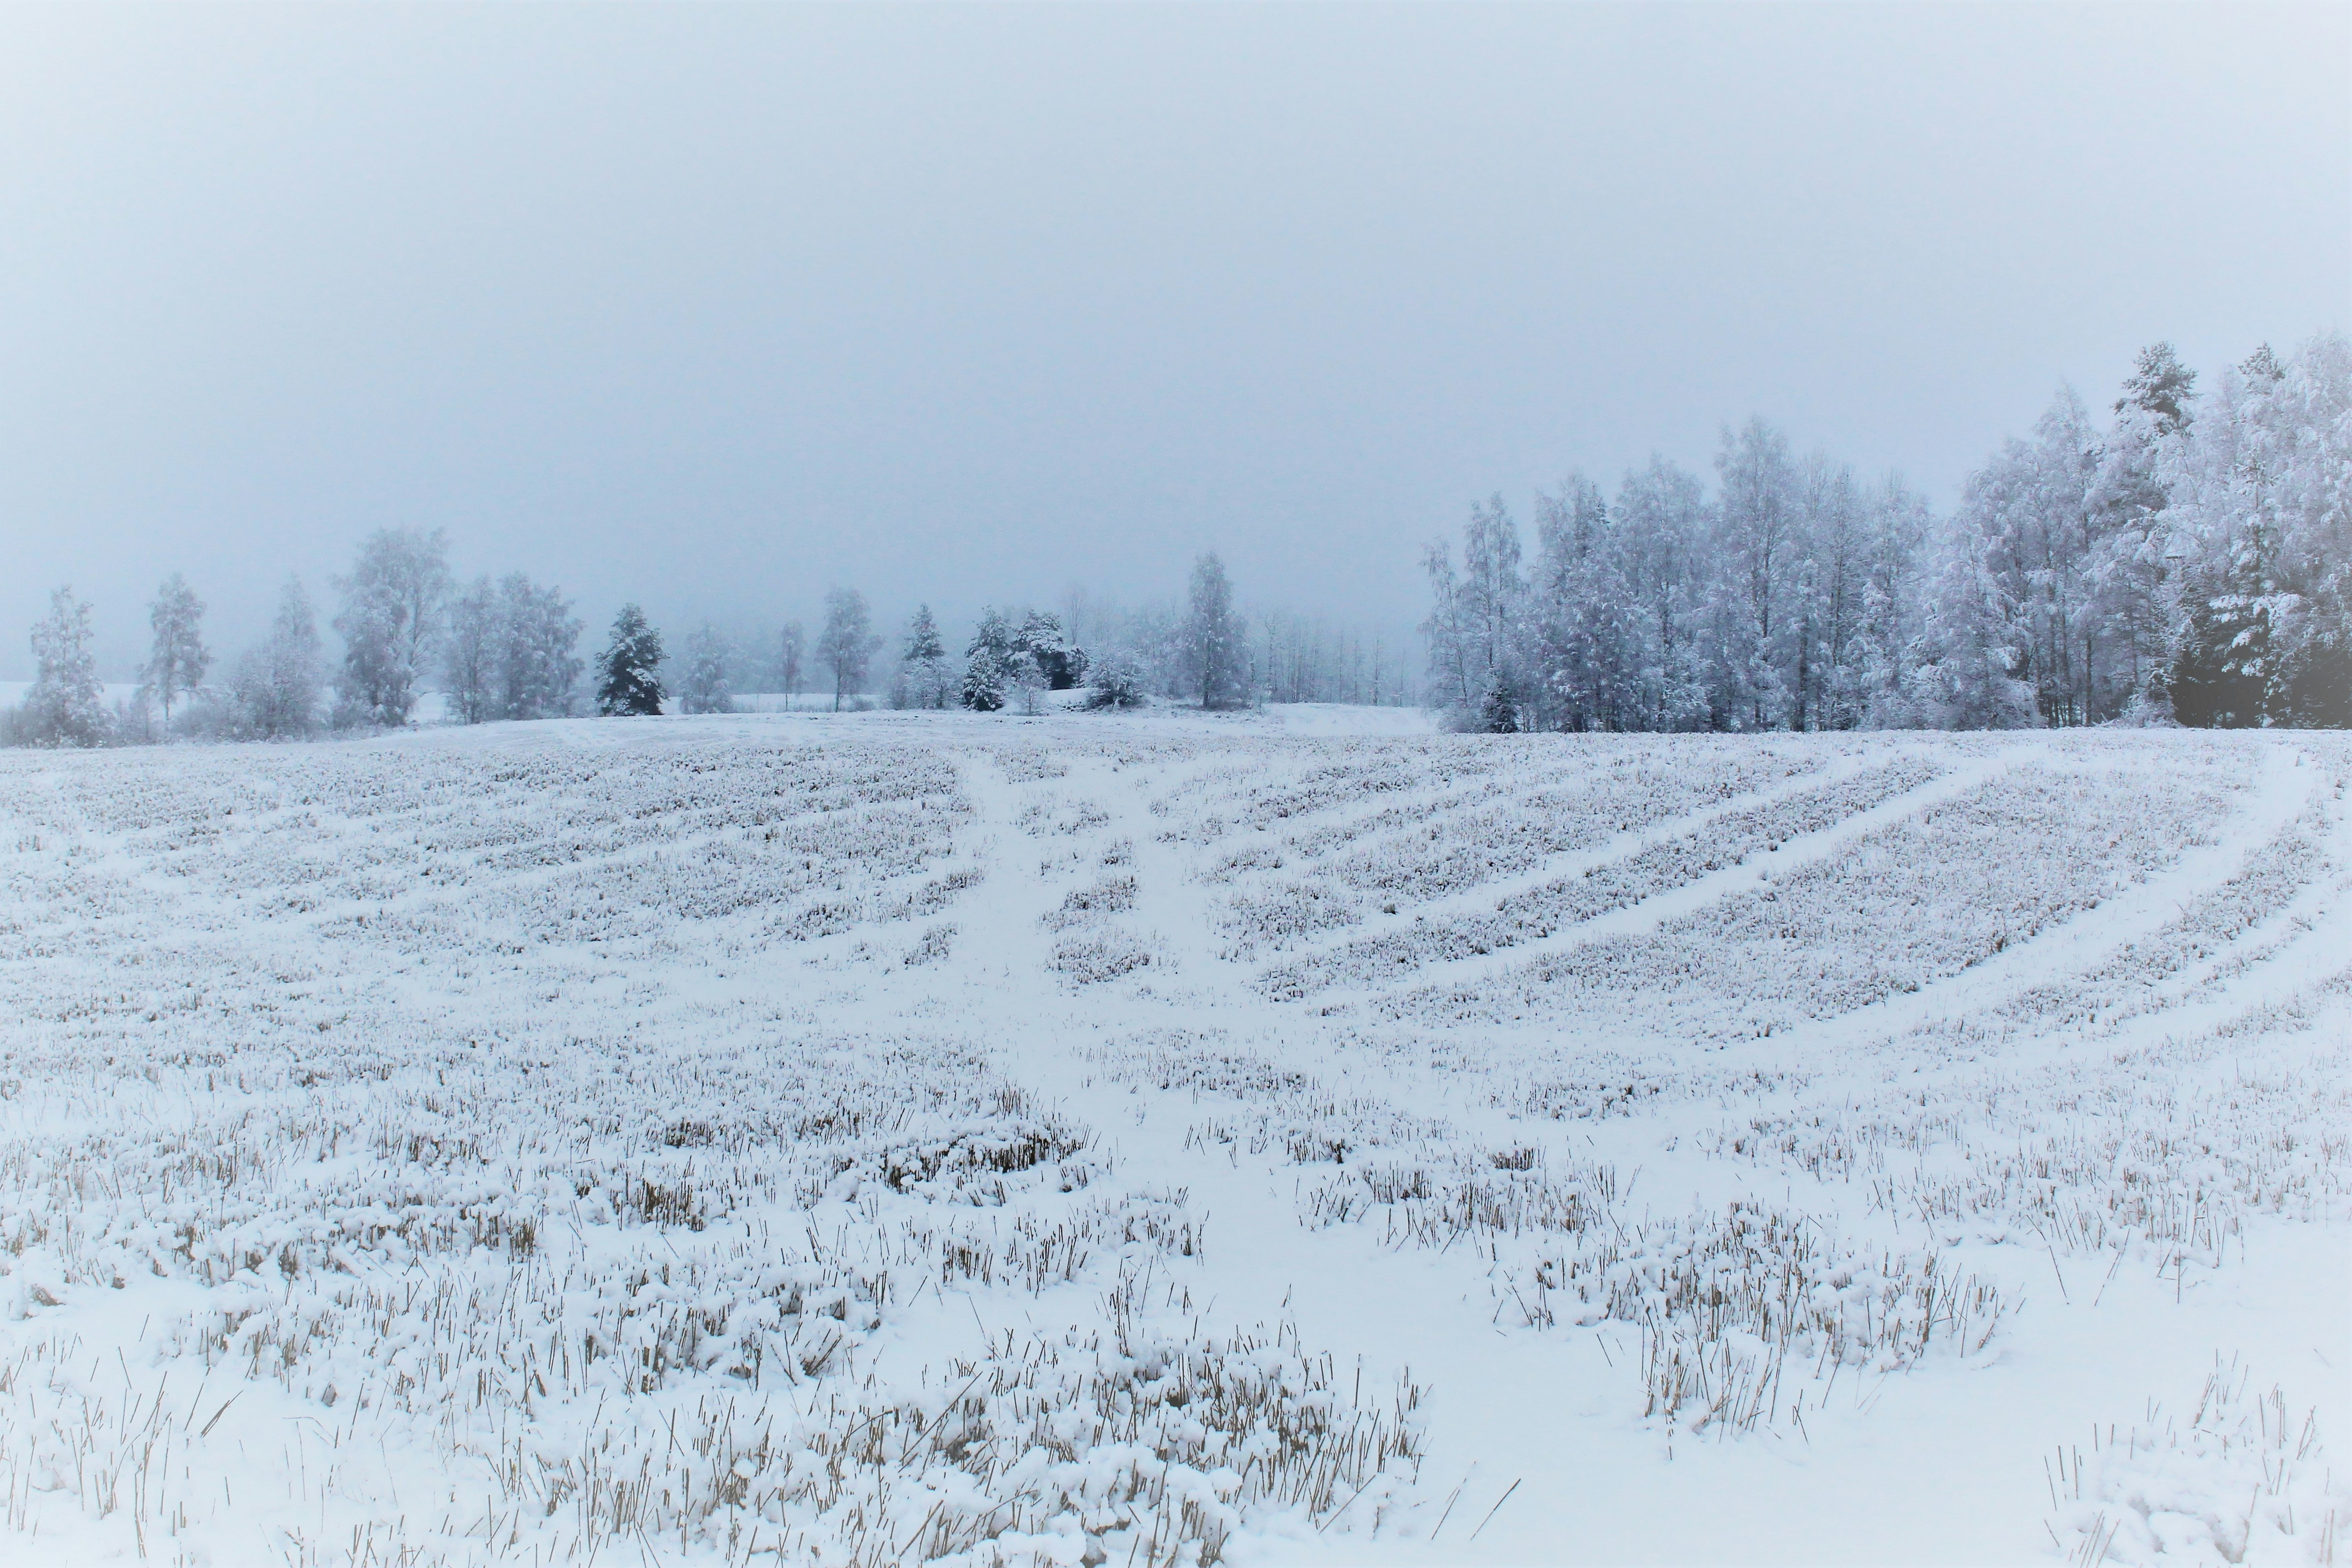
5;3;2347;680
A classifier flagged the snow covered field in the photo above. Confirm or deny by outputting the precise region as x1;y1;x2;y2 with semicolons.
0;710;2345;1567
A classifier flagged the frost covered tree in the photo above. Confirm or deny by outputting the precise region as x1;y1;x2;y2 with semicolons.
444;578;504;724
962;607;1015;712
333;527;451;728
1017;610;1087;690
24;585;109;747
142;573;209;734
1911;522;2037;729
815;588;879;710
2155;333;2351;727
1613;457;1714;730
597;604;665;716
1945;387;2127;725
1417;335;2343;733
678;625;733;715
2117;342;2198;436
1179;553;1247;709
1423;497;1527;721
445;574;582;723
1847;475;1936;727
1421;543;1476;713
1714;418;1801;730
1529;474;1636;731
497;575;583;720
1006;648;1048;715
894;604;955;709
226;577;325;740
775;621;804;703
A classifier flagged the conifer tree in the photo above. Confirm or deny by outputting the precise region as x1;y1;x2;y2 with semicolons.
597;604;666;716
962;607;1014;711
1016;610;1087;689
2116;342;2197;434
897;604;954;708
1478;671;1520;733
1180;553;1245;709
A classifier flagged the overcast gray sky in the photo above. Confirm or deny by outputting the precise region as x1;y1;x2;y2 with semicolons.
3;2;2346;679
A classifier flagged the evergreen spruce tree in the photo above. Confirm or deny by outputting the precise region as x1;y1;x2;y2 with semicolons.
142;573;209;734
1478;671;1520;733
1181;554;1245;709
898;604;953;708
2166;591;2268;729
2116;342;2198;434
1015;610;1087;689
962;607;1015;711
597;604;666;716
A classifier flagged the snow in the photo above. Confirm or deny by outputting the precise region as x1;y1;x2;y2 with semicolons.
0;709;2344;1566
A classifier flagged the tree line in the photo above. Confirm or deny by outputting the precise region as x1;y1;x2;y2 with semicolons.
8;534;1366;745
8;532;591;745
1423;333;2349;732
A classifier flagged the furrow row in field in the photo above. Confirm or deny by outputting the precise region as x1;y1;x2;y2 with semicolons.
1258;751;1944;995
1386;757;2234;1035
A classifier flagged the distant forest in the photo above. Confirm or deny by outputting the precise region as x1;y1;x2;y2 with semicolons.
8;334;2345;746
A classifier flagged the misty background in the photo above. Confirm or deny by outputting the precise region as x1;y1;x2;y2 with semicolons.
3;3;2346;682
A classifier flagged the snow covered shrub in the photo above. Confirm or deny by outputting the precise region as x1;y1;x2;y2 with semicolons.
1085;647;1151;709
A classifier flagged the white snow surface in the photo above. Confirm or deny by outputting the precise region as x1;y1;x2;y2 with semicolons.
0;709;2345;1567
